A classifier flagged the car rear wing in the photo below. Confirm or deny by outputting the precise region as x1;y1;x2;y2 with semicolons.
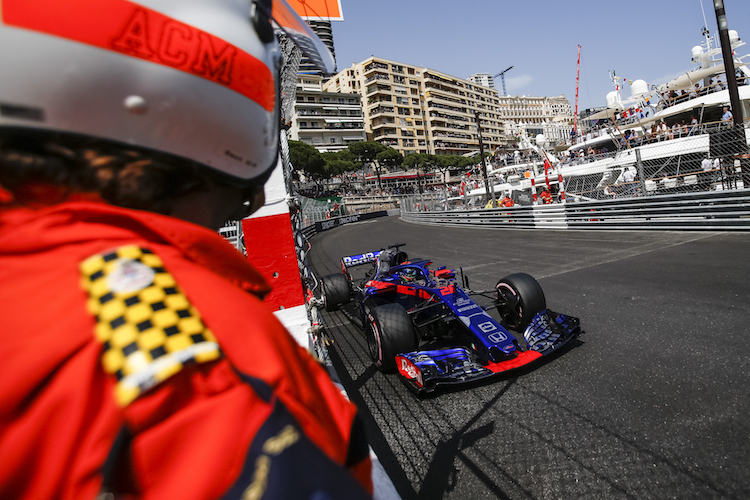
341;250;384;269
339;245;406;274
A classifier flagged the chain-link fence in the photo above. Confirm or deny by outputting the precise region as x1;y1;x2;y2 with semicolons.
298;196;348;226
563;124;749;201
405;124;749;212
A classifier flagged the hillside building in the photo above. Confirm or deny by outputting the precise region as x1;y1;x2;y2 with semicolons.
289;74;366;152
324;57;507;156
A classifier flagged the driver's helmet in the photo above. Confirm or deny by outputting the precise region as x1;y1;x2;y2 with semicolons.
0;0;335;183
401;268;420;283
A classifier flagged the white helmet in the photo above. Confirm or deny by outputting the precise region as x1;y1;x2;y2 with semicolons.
0;0;334;182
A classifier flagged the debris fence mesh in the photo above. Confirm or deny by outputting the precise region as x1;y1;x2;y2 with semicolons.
405;123;750;211
562;124;749;201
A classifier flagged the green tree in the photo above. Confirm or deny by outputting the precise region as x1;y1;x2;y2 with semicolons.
403;153;438;193
288;140;327;188
319;151;358;193
348;141;387;191
376;147;404;192
322;150;360;177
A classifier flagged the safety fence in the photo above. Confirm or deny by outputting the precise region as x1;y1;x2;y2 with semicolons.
563;125;748;200
463;125;750;203
401;189;750;231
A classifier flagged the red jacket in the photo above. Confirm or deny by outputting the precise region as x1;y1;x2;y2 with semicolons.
0;201;372;499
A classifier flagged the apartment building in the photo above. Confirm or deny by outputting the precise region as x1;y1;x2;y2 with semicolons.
298;20;336;77
467;73;496;90
289;75;366;152
324;57;506;156
497;94;574;146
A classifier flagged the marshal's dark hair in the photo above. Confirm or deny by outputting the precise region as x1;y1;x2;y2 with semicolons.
0;128;267;214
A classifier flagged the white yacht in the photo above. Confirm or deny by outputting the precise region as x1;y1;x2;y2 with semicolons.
456;29;750;206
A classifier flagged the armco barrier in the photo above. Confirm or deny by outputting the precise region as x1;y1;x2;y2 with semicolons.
314;210;388;233
401;189;750;231
302;209;401;239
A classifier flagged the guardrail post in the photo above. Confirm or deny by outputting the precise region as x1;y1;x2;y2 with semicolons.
636;149;647;197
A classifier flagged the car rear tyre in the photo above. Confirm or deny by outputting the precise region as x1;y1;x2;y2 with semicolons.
495;273;546;331
392;251;409;265
321;273;351;312
366;303;418;372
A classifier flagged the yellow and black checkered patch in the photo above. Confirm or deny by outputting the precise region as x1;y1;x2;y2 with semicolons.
80;245;221;406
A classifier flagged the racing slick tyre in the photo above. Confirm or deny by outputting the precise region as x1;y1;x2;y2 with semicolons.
495;273;546;331
321;273;351;312
366;303;418;372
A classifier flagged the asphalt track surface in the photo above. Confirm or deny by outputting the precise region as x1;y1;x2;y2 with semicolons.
308;216;750;500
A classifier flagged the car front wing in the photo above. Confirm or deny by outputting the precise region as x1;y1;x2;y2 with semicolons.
395;310;581;395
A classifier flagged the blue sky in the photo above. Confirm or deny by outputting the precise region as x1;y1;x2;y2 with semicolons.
328;0;750;111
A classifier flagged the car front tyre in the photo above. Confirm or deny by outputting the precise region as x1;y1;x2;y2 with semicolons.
366;303;418;372
495;273;546;331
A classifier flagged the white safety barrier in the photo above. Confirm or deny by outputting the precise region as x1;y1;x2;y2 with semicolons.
401;189;750;231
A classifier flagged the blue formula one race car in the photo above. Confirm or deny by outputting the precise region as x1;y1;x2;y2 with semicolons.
320;244;582;395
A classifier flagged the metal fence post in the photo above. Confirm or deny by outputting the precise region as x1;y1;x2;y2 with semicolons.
636;148;647;197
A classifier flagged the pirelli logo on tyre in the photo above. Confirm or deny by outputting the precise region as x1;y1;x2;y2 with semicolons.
80;245;221;406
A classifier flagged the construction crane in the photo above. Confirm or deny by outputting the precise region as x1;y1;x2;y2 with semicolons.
493;66;514;96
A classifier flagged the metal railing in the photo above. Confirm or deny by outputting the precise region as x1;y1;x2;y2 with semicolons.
402;189;750;231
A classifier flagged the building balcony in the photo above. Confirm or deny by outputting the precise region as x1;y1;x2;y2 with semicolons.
367;96;393;105
434;141;474;151
427;101;467;114
424;82;463;96
370;105;395;116
426;90;465;105
372;119;395;128
378;138;399;146
429;121;469;131
366;83;391;95
326;122;364;131
433;131;472;140
373;128;398;138
365;73;390;84
424;72;458;86
364;61;389;73
428;110;469;122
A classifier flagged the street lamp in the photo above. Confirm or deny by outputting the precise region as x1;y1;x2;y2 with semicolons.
713;0;749;185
